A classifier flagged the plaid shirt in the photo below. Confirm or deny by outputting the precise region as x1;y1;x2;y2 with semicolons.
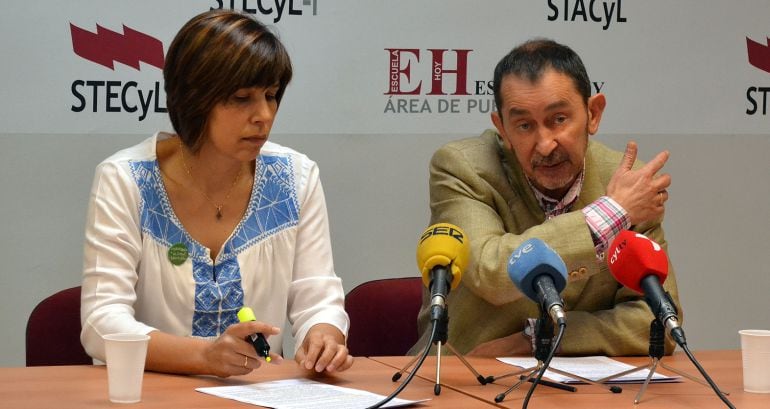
528;170;629;260
582;196;630;260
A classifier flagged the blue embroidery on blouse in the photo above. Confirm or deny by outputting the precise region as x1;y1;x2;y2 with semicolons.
129;153;299;337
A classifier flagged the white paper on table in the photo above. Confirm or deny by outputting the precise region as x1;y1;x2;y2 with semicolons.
496;356;681;384
196;378;428;409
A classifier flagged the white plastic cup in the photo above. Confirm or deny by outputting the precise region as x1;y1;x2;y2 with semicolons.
103;333;150;403
739;329;770;393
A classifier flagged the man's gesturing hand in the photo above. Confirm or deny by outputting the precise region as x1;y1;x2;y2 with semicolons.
607;141;671;225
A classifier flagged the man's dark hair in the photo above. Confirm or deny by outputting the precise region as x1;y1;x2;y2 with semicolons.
493;38;591;115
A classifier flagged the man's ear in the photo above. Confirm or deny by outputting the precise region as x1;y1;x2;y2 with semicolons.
491;111;513;150
586;93;606;135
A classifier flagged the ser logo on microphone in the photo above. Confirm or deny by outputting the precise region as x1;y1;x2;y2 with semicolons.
420;225;464;244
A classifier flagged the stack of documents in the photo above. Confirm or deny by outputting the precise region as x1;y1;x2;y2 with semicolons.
497;356;681;384
197;378;426;409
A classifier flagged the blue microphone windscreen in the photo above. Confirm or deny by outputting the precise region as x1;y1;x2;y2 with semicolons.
507;238;568;301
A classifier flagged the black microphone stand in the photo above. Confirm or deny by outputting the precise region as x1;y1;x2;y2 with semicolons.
488;306;622;403
391;307;490;395
597;318;730;404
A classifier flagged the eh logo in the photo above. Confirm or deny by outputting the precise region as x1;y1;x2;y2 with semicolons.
385;49;472;96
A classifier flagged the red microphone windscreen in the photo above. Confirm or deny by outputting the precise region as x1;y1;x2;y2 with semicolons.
607;230;668;293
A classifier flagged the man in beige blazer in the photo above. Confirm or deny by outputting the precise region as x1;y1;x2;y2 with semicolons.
411;39;679;357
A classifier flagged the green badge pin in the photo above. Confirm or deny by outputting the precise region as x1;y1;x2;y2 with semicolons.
168;243;189;266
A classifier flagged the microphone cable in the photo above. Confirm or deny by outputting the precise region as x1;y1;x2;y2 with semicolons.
521;321;566;409
365;321;437;409
677;341;735;409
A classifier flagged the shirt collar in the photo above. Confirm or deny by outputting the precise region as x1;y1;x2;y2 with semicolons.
526;165;585;217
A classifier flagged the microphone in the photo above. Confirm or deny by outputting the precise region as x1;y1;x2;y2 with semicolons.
607;230;686;346
507;238;568;326
416;223;470;321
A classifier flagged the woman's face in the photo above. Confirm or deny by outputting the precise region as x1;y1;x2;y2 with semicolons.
202;85;280;161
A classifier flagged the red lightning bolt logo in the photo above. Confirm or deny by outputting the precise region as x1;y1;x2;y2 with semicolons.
747;37;770;74
70;23;164;70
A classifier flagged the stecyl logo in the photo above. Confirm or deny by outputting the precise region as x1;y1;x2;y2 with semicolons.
745;36;770;116
69;23;167;121
71;24;164;71
210;0;318;23
747;37;770;74
546;0;627;31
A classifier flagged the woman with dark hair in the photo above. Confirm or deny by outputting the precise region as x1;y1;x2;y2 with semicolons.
80;10;352;377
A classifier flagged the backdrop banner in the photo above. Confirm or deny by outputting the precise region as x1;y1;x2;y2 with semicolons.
1;0;768;135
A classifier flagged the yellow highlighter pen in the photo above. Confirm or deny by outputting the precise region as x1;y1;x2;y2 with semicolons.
237;307;271;362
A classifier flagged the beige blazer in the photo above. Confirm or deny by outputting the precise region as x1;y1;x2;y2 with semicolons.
411;130;680;356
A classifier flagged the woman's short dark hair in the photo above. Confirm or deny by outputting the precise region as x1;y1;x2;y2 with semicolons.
164;10;293;151
493;38;591;115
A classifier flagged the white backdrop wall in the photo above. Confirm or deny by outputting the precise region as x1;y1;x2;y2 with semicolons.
1;1;769;366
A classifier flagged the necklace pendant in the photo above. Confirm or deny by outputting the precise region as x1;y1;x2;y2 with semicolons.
215;206;223;220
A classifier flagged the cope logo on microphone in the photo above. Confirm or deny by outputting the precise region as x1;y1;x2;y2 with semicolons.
420;225;464;244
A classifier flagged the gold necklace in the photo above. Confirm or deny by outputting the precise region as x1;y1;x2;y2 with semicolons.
179;144;244;221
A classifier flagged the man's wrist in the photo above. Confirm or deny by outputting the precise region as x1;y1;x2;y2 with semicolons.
583;196;630;260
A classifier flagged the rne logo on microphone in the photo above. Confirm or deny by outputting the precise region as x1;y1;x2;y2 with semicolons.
70;23;164;71
420;225;464;244
508;242;534;266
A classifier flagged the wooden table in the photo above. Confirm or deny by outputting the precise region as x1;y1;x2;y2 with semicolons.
0;357;489;408
372;350;770;408
2;351;768;408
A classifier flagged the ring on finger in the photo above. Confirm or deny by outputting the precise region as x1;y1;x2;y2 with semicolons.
244;356;248;368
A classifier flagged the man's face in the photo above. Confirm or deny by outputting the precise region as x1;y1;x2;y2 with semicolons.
492;68;605;199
